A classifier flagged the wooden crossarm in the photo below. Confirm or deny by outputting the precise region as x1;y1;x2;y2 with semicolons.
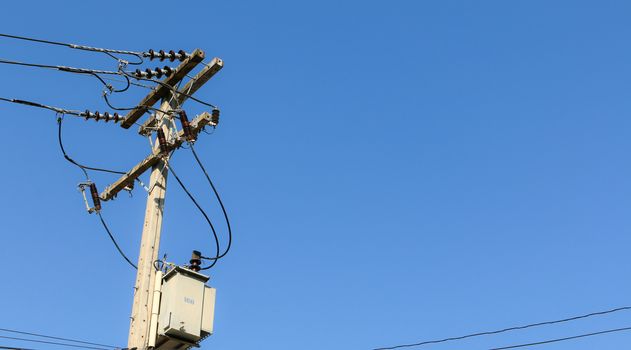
138;57;223;135
101;112;214;200
120;49;205;129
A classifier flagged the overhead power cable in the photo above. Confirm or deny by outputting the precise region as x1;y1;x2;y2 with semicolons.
0;335;113;350
0;345;38;350
97;211;138;269
489;325;631;350
0;33;145;63
189;144;233;264
0;328;119;349
0;58;119;75
165;161;221;269
0;97;83;116
0;58;219;111
56;118;137;270
373;306;631;350
57;117;126;178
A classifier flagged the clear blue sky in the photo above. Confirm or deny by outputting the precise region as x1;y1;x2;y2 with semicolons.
1;1;631;349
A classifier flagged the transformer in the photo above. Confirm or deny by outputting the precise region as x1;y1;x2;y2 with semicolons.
155;266;216;350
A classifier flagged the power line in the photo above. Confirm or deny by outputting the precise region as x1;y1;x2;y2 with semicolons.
165;161;221;269
190;144;233;264
97;211;138;270
373;306;631;350
0;58;120;75
489;325;631;349
0;328;119;349
0;335;113;350
0;33;145;62
0;57;219;111
0;97;83;116
57;116;126;179
56;117;137;270
0;345;39;350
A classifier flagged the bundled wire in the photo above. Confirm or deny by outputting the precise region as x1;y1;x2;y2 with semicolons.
0;96;83;116
0;33;145;64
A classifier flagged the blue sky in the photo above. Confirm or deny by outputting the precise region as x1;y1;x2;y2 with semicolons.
1;1;631;349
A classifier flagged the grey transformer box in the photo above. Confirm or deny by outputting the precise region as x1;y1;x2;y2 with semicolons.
155;266;216;350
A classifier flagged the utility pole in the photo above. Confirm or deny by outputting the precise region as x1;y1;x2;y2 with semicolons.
96;49;224;350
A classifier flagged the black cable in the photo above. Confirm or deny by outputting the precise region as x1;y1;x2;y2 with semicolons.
97;211;137;270
373;306;631;350
57;117;126;177
0;328;118;349
189;144;232;263
0;58;120;75
0;57;217;112
0;97;83;116
0;336;112;350
166;161;221;269
489;326;631;350
0;345;38;350
0;33;145;63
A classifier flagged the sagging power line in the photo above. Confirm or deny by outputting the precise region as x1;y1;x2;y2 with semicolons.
374;305;631;350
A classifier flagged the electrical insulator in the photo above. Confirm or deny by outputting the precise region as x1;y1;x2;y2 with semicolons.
163;66;173;76
146;49;189;61
179;110;193;141
157;128;168;154
82;110;120;123
211;109;220;126
178;50;187;61
190;250;202;272
89;183;101;212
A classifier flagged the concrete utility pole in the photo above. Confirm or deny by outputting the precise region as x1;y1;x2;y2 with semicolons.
96;49;223;350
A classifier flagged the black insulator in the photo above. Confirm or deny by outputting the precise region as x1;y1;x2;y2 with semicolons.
89;183;101;212
94;111;101;121
163;66;173;76
178;50;187;61
84;109;91;120
103;112;110;122
113;112;120;123
154;67;163;79
157;129;168;154
159;50;166;61
211;109;220;125
190;250;202;272
179;110;193;141
145;68;154;78
148;49;156;60
135;69;142;77
168;50;176;62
